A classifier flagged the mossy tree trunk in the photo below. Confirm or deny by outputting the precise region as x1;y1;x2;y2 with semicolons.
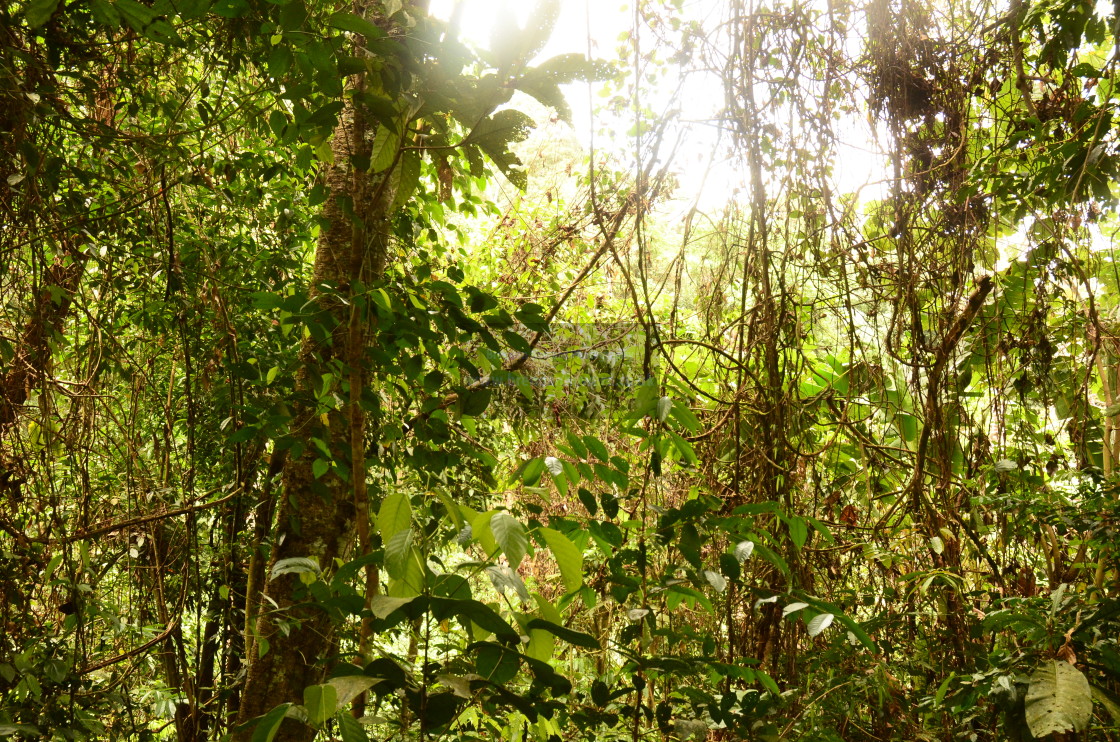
234;18;396;739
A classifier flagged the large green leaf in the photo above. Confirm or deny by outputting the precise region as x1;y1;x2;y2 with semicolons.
24;0;61;28
369;125;400;173
377;492;411;541
303;683;337;728
471;509;499;557
1025;660;1092;738
270;557;320;580
383;529;413;580
1092;683;1120;723
491;512;528;568
538;526;582;592
525;618;600;649
490;0;559;68
464;110;533;190
336;710;370;742
249;703;292;742
327;11;385;40
0;725;41;737
326;675;379;707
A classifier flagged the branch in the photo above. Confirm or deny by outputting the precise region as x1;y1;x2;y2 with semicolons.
60;486;242;544
79;619;179;675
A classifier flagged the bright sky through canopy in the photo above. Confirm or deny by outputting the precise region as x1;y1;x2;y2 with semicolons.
429;0;889;208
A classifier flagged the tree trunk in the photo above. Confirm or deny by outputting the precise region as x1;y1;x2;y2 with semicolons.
234;58;392;741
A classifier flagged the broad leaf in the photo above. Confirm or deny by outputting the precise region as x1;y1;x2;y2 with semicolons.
249;703;291;742
525;618;600;649
703;570;727;593
806;613;834;637
377;492;411;541
782;601;809;617
464;110;533;190
369;595;414;619
270;557;320;580
539;526;583;592
384;529;413;580
369;125;400;173
491;512;528;568
327;11;385;39
1025;660;1092;738
326;675;380;707
487;564;530;603
336;710;369;742
24;0;61;28
303;683;337;727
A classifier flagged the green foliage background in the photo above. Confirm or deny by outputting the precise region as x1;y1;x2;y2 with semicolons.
1;0;1119;740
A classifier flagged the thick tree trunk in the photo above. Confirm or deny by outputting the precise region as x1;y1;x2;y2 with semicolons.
234;75;392;741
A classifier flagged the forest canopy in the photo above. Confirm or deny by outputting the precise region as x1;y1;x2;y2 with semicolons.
2;0;1120;740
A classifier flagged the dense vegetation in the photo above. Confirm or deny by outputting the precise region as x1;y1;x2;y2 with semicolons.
2;0;1120;739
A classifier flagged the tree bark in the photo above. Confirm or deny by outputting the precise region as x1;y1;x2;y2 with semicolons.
234;56;392;742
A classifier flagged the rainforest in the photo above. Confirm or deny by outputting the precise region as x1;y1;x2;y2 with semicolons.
2;0;1120;739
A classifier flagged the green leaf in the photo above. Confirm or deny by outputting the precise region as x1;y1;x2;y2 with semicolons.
456;599;519;640
389;150;422;212
369;595;415;618
1025;661;1092;737
513;77;570;121
249;703;291;742
24;0;61;29
377;492;411;541
304;683;337;727
525;618;600;649
896;413;917;442
656;396;672;421
336;710;370;742
472;509;499;557
791;592;877;651
539;526;582;592
704;570;727;593
384;530;413;580
565;432;588;459
782;601;809;617
934;671;956;707
0;725;41;737
476;642;521;684
1092;683;1120;723
519;0;559;61
532;52;615;83
734;540;755;561
491;512;528;568
487;565;530;602
212;0;249;18
114;0;156;27
490;0;558;67
584;436;610;462
806;612;834;637
464;110;533;190
328;11;385;39
387;547;424;598
787;517;807;549
326;675;380;707
544;456;564;476
270;557;320;580
458;387;491;417
756;670;781;696
369;125;400;173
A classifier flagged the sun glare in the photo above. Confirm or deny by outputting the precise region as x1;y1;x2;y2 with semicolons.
429;0;889;211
